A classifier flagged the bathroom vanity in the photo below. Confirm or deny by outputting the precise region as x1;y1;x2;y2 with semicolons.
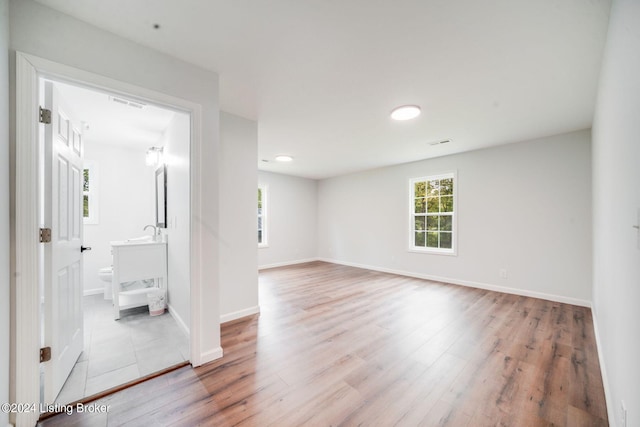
110;238;167;320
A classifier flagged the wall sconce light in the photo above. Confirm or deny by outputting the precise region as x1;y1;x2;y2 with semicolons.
146;147;164;166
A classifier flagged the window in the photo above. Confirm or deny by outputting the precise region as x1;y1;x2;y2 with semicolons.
83;161;99;225
258;185;267;247
410;172;456;254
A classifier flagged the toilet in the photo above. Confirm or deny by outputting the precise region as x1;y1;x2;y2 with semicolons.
98;267;113;300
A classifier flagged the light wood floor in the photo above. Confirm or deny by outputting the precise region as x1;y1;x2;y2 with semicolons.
40;261;608;426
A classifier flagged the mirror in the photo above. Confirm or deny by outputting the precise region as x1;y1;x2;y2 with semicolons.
155;165;167;228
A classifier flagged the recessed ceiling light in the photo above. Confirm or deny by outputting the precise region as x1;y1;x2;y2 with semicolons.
275;155;293;162
390;105;421;121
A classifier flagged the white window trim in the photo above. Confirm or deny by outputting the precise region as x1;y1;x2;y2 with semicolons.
258;184;268;248
83;160;99;225
408;171;457;256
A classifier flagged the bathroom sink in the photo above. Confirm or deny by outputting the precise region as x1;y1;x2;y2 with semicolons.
110;239;168;320
111;235;165;247
125;236;154;243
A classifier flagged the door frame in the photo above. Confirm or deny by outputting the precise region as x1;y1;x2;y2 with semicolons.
14;52;206;426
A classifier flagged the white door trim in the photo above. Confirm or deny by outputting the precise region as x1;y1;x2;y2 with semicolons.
14;50;41;427
14;51;205;426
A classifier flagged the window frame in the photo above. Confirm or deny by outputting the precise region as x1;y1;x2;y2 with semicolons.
83;160;99;225
408;171;457;256
258;184;268;248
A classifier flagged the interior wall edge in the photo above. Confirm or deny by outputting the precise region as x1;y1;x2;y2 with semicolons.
168;303;190;337
220;306;260;324
198;347;223;367
590;307;615;426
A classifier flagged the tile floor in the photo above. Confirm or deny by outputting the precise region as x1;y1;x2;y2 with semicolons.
54;294;189;405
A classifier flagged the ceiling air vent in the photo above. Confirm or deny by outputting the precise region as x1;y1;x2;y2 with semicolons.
429;139;451;146
109;96;145;109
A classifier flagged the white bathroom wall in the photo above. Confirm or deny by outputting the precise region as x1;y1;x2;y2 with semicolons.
82;141;154;294
318;130;593;304
258;171;318;269
159;112;191;332
9;0;221;367
592;0;640;424
0;0;10;425
220;112;259;322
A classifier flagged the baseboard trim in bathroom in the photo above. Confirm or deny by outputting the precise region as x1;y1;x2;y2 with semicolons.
82;288;104;297
38;360;191;422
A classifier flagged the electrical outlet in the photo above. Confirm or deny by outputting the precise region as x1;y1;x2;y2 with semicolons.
621;400;627;427
499;269;508;279
636;208;640;250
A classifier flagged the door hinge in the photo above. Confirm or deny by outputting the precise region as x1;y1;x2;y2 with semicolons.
39;107;52;124
40;228;52;243
40;347;51;363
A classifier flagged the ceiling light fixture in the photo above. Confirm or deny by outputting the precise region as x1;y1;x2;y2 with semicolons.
390;105;421;121
275;155;293;162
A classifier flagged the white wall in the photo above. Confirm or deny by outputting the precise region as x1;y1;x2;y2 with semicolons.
258;171;318;269
82;142;154;294
592;0;640;425
160;112;191;331
220;112;259;322
9;0;221;367
0;0;10;425
318;130;593;304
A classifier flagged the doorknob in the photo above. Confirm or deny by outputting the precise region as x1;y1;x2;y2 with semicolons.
81;246;92;253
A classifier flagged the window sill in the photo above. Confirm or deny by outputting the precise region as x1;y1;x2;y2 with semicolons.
408;247;457;257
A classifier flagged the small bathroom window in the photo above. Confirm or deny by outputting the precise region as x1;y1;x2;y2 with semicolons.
83;161;99;225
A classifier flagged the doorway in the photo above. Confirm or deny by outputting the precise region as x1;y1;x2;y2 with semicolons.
38;79;192;405
14;52;215;427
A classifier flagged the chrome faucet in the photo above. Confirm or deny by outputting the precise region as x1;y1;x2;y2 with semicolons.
144;224;158;236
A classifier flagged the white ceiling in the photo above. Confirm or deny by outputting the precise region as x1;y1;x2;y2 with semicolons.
54;81;176;149
36;0;612;179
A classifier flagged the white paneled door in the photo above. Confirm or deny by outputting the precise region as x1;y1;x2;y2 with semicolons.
42;81;85;404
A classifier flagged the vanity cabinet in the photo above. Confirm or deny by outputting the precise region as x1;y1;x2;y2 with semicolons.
111;240;168;320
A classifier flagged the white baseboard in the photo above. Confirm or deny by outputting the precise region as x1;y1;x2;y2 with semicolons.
590;308;614;427
318;257;592;308
83;288;104;297
198;346;223;366
167;303;190;336
220;305;260;324
259;257;319;270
